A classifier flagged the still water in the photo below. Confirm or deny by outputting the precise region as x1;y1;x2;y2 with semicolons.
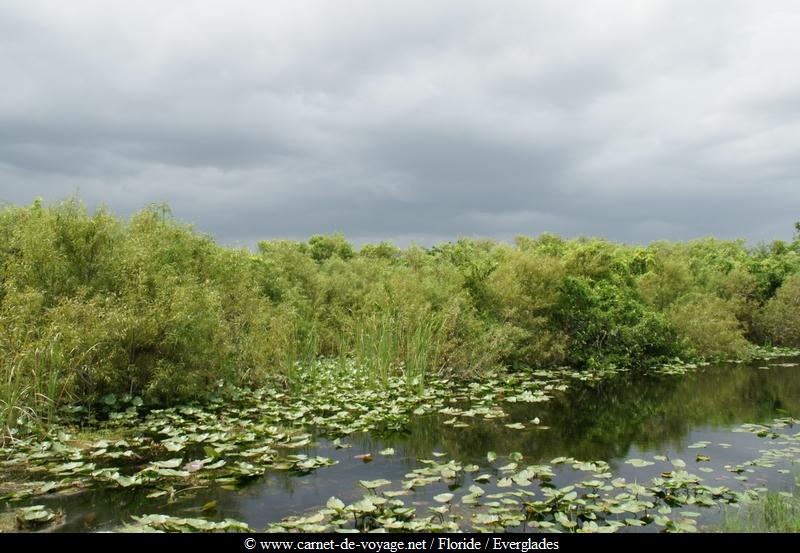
28;358;800;531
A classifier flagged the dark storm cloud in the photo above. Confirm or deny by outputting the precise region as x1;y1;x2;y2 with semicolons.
1;0;799;247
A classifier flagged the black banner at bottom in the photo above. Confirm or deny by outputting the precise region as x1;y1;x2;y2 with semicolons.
0;532;791;550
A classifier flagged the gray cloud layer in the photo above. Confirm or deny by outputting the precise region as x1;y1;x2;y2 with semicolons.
1;0;799;247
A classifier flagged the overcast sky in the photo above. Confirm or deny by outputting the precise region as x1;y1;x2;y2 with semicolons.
1;1;799;248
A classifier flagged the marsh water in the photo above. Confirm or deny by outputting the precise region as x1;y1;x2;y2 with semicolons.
9;357;800;532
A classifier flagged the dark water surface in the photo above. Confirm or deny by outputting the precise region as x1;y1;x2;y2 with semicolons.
26;358;800;531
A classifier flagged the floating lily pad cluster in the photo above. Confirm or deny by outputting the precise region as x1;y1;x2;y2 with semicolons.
1;357;799;533
14;505;63;530
265;451;762;534
0;360;577;506
265;412;800;534
649;347;800;376
119;513;253;533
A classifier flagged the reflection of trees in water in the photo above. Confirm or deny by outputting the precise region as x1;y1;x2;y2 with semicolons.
50;484;232;532
390;360;800;464
57;442;386;531
226;360;800;527
58;360;798;532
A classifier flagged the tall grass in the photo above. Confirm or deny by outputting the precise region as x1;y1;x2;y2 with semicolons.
346;309;445;389
720;490;800;532
1;362;31;444
0;334;77;443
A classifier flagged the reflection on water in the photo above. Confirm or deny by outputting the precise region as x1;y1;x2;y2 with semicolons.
408;359;800;463
46;358;800;531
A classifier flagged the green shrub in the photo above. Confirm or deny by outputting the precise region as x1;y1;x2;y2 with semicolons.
666;293;751;358
487;249;568;367
757;274;800;347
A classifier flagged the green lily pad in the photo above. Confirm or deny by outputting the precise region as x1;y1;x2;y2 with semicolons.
326;497;345;510
359;479;392;490
625;458;655;468
15;505;60;529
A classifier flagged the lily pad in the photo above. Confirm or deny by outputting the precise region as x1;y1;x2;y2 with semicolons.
625;458;655;468
359;479;392;490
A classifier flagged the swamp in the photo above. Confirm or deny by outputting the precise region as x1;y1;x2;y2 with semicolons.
1;201;800;533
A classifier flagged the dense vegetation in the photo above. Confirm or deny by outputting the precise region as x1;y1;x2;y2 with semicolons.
2;199;800;437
